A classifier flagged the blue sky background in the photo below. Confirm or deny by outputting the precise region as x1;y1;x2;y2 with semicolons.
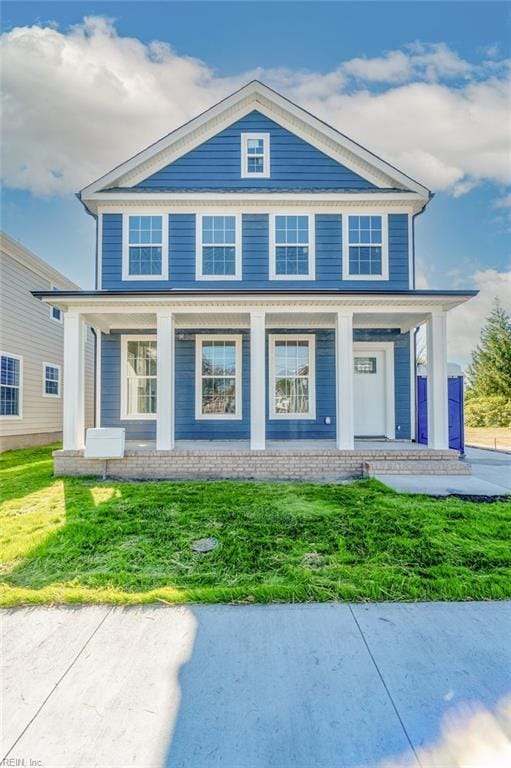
1;1;510;362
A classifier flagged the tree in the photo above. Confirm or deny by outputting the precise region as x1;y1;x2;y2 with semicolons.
466;302;511;400
465;302;511;428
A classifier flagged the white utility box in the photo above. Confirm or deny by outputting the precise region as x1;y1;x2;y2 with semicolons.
85;428;125;459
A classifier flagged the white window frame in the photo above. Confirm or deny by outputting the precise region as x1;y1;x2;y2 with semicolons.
269;334;316;420
42;362;61;398
49;286;63;323
195;334;242;420
269;213;315;281
122;213;169;281
195;213;242;281
342;213;389;281
0;352;23;419
241;132;270;179
120;334;157;420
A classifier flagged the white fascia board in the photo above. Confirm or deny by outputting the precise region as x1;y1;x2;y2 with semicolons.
79;81;431;201
38;292;476;315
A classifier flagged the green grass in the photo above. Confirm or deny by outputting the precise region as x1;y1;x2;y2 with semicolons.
1;444;510;606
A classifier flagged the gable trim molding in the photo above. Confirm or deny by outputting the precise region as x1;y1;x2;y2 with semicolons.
80;82;431;203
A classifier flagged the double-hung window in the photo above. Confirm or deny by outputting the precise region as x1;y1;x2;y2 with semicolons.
269;335;315;419
196;214;241;280
121;336;157;419
241;133;270;178
0;353;22;417
270;214;314;280
43;363;60;397
123;214;168;280
343;214;388;280
195;335;242;419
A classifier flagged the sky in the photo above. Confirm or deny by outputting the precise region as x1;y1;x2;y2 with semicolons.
1;0;510;366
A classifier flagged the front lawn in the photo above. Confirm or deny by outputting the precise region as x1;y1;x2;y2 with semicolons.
1;445;510;606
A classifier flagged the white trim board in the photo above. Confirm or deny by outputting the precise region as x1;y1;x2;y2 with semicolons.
353;341;395;439
80;82;431;201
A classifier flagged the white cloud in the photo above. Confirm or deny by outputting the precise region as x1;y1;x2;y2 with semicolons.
1;17;510;197
342;42;473;84
448;269;511;368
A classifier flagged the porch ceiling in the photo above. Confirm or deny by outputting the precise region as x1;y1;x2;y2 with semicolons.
35;289;477;335
79;309;431;333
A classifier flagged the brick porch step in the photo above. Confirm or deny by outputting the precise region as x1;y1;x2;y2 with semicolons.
363;459;471;476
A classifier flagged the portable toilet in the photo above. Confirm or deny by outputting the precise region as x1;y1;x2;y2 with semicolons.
416;363;465;453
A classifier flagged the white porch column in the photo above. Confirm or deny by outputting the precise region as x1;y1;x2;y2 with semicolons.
250;311;266;450
427;310;449;449
63;311;85;450
156;310;175;450
336;311;354;450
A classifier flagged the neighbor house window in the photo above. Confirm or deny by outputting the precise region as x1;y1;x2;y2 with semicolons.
270;215;315;280
122;215;168;280
43;363;61;397
121;336;157;419
343;214;388;280
241;133;270;178
195;335;242;419
49;288;63;323
196;214;241;280
0;353;22;417
269;335;315;419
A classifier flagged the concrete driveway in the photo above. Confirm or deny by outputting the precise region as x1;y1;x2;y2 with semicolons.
2;603;510;768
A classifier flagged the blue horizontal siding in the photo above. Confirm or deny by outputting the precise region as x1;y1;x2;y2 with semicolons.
102;213;409;290
136;111;376;190
100;328;410;441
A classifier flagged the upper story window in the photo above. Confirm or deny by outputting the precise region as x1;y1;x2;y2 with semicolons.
49;288;63;323
121;336;157;419
1;353;22;418
43;363;61;397
241;133;270;178
195;335;242;419
122;214;169;281
343;214;389;281
196;214;241;280
270;214;315;280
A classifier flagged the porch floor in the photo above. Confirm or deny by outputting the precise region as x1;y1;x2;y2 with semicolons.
125;439;433;453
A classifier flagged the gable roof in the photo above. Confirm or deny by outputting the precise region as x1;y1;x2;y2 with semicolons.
79;80;431;203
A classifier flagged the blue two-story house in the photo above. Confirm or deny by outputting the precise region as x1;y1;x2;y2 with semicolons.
38;82;476;479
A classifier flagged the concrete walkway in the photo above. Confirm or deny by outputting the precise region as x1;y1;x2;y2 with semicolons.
2;602;510;768
377;445;511;496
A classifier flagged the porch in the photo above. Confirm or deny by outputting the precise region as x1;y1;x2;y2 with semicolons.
53;438;470;480
35;289;474;479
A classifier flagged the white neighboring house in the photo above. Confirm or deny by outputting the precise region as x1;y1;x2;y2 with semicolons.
0;231;95;451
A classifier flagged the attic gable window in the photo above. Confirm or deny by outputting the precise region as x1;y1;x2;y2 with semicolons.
241;133;270;178
122;214;169;281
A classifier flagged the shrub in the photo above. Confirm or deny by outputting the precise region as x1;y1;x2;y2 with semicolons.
465;395;511;427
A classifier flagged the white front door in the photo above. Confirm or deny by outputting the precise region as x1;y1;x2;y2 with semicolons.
353;349;386;437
